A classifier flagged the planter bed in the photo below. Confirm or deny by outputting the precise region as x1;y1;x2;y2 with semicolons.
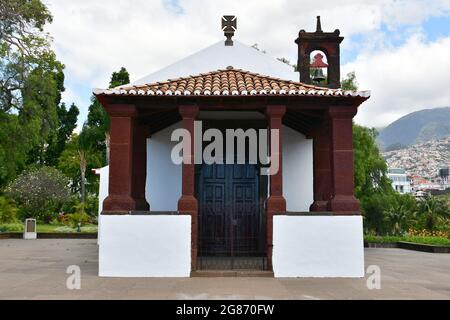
365;240;450;253
397;241;450;253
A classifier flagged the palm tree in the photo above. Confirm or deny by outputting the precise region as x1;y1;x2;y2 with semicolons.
384;204;416;236
77;127;96;204
419;195;449;231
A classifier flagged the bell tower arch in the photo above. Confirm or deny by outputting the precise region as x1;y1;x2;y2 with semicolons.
295;16;344;89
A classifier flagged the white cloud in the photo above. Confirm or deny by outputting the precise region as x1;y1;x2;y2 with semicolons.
43;0;450;127
344;32;450;127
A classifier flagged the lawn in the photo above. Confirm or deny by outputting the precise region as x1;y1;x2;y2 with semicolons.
365;235;450;246
0;222;98;234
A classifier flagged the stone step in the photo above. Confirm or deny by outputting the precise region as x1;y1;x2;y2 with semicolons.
191;270;274;277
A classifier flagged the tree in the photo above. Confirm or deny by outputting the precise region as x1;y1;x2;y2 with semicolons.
343;72;393;199
341;72;396;234
0;0;66;186
384;202;416;235
418;196;449;231
58;132;103;202
341;71;358;90
44;102;79;166
5;167;71;221
353;124;393;199
84;67;130;164
0;196;18;223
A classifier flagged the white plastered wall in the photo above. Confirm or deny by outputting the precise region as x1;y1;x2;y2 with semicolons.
273;215;365;277
95;166;109;245
282;126;314;211
146;122;182;211
99;215;191;277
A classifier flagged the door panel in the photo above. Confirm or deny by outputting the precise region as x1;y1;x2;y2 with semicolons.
198;163;262;258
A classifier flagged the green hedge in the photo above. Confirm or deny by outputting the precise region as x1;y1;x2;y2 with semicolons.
365;235;450;246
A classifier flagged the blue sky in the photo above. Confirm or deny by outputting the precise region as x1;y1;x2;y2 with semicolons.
45;0;450;128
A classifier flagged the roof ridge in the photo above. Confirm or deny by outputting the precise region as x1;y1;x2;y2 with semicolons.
113;68;337;91
97;68;371;98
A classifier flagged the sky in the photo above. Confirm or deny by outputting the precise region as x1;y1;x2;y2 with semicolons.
44;0;450;129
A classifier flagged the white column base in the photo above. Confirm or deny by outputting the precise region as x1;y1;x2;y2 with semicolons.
99;215;191;277
273;215;364;278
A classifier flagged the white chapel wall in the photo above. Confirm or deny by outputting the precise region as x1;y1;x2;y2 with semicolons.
282;126;314;212
273;215;365;277
99;215;191;277
146;122;182;211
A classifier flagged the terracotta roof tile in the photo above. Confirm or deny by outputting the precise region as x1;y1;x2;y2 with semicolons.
94;68;371;98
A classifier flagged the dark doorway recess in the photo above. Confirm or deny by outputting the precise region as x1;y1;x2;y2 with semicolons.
196;163;267;270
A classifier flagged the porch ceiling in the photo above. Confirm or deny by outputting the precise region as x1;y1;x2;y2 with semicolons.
137;107;322;136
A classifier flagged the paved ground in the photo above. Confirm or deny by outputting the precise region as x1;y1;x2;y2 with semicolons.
0;239;449;299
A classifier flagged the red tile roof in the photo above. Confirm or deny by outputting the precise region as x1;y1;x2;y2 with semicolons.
94;68;370;98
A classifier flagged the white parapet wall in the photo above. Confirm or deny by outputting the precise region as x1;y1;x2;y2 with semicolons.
99;215;191;277
273;215;364;278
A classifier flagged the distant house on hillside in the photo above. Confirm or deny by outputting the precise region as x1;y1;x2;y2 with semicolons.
388;168;411;194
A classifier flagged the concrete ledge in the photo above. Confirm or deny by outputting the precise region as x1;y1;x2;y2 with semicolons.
397;241;450;253
365;241;450;253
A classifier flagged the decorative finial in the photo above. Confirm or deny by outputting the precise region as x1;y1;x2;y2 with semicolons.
222;15;237;46
316;16;322;33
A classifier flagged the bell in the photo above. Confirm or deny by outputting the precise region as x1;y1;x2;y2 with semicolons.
312;68;325;83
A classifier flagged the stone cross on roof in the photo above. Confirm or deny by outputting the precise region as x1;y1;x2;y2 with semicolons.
222;15;237;46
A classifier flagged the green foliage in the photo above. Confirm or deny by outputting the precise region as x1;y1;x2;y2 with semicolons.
109;67;130;88
341;71;358;90
44;103;79;166
0;0;68;187
353;124;393;199
0;222;23;233
417;195;450;231
364;235;450;246
0;196;18;223
58;134;103;199
383;194;417;235
5;166;71;221
67;203;90;228
83;67;130;165
60;194;98;218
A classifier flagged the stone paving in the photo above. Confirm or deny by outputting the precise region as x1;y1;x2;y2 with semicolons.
0;239;449;299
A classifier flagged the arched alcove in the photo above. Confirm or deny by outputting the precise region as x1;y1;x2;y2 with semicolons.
309;50;328;85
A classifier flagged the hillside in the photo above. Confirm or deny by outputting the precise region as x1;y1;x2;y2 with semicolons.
383;136;450;179
378;107;450;150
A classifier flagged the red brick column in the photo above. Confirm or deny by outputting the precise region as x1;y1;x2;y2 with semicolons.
177;105;199;271
266;105;287;271
310;118;332;211
327;106;360;214
103;104;149;214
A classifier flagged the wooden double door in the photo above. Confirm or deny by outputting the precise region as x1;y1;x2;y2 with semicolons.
197;163;265;262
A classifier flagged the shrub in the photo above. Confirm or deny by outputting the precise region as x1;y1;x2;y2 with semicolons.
0;222;23;233
67;203;90;228
5;167;71;222
0;196;18;224
417;196;449;231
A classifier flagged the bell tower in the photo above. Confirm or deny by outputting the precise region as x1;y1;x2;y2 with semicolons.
295;16;344;89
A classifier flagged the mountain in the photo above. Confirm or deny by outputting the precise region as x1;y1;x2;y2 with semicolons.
378;107;450;150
